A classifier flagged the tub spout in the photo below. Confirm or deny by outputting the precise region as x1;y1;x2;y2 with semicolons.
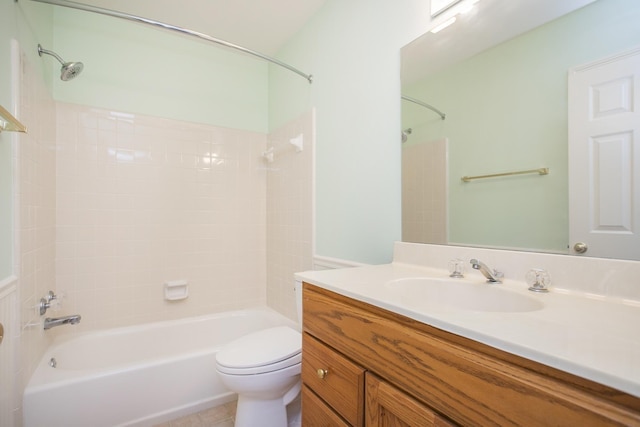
44;315;81;330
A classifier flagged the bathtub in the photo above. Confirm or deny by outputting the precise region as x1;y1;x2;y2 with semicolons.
23;307;298;427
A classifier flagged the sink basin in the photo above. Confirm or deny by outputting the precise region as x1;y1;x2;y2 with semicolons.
385;278;544;313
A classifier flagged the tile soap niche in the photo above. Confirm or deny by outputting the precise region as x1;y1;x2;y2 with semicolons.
164;280;189;301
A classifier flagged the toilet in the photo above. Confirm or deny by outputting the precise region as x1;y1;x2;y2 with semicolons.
215;280;303;427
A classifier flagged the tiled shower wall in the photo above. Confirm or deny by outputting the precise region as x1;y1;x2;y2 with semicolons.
402;138;448;245
55;104;269;331
266;111;314;320
10;41;314;425
16;45;57;421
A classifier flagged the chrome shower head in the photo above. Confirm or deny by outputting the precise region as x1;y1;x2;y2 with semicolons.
60;61;84;81
37;44;84;81
401;128;412;143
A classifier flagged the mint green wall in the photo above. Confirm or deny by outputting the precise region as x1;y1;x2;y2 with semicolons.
403;0;640;252
52;7;269;133
0;0;53;279
270;0;431;264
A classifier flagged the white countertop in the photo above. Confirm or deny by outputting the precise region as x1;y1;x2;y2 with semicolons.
295;262;640;398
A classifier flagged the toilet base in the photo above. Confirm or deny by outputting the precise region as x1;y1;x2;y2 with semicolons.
234;381;301;427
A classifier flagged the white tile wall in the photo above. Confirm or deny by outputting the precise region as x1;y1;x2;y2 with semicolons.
402;138;448;244
16;45;57;421
55;104;269;331
266;111;315;320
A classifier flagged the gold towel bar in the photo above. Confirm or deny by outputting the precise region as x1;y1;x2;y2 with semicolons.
462;167;549;182
0;104;27;133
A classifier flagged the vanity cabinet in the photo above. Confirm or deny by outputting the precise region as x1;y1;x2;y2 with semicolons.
301;283;640;426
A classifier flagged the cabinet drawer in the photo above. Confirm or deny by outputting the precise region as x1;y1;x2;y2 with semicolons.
302;332;365;426
302;385;350;427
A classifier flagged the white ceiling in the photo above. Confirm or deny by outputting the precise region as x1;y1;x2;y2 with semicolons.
402;0;597;85
66;0;327;55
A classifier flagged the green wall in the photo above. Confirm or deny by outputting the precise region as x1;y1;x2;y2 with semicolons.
403;0;640;252
52;7;269;133
269;0;431;264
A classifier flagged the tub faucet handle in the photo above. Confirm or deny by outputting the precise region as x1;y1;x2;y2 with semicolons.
39;291;57;315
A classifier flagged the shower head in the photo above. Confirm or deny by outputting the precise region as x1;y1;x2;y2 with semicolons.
37;44;84;81
60;61;84;81
401;128;412;143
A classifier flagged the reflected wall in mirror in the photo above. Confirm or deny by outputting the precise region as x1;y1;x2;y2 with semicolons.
401;0;640;260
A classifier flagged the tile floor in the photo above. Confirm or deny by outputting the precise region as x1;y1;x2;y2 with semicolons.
154;395;301;427
154;400;237;427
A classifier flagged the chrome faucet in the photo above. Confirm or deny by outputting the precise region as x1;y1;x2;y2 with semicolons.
469;259;503;283
44;315;81;330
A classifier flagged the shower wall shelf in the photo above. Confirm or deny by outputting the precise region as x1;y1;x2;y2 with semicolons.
461;167;549;182
262;134;304;163
0;104;27;133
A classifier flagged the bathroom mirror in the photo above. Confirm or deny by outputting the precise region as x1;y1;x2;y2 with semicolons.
401;0;640;260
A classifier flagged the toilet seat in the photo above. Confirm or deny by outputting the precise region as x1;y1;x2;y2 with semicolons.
216;326;301;375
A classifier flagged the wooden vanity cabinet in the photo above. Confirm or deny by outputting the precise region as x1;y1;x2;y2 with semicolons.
301;283;640;427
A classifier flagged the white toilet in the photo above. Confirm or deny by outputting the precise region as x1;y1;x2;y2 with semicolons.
215;280;303;427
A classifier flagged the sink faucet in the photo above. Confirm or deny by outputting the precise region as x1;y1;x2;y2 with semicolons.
469;259;503;283
44;315;81;330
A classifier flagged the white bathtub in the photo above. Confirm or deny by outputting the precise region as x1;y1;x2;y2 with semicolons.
23;308;298;427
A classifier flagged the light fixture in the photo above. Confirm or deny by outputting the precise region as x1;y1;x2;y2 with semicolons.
458;0;479;14
429;0;480;33
430;16;457;33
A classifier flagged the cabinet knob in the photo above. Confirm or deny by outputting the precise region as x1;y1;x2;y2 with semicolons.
316;368;328;379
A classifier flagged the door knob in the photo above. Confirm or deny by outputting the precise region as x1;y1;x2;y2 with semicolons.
573;242;588;254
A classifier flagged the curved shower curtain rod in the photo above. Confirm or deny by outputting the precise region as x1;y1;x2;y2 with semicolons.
27;0;314;83
401;95;446;120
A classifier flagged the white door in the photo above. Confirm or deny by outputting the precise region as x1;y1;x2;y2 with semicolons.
568;47;640;259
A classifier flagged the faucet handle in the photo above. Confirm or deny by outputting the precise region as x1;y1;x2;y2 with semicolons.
38;290;64;315
448;259;465;278
39;291;56;316
526;269;550;293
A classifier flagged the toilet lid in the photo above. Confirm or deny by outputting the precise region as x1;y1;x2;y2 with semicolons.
216;326;301;370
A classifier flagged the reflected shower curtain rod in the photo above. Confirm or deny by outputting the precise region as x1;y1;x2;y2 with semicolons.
401;95;446;120
27;0;313;83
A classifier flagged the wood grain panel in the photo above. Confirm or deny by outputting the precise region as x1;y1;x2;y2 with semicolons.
366;372;456;427
303;332;365;426
302;385;351;427
303;283;640;427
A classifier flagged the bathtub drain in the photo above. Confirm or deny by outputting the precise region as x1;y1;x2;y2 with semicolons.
49;357;57;368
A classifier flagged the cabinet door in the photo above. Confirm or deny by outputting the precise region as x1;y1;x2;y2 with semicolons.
302;385;350;427
366;373;456;427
